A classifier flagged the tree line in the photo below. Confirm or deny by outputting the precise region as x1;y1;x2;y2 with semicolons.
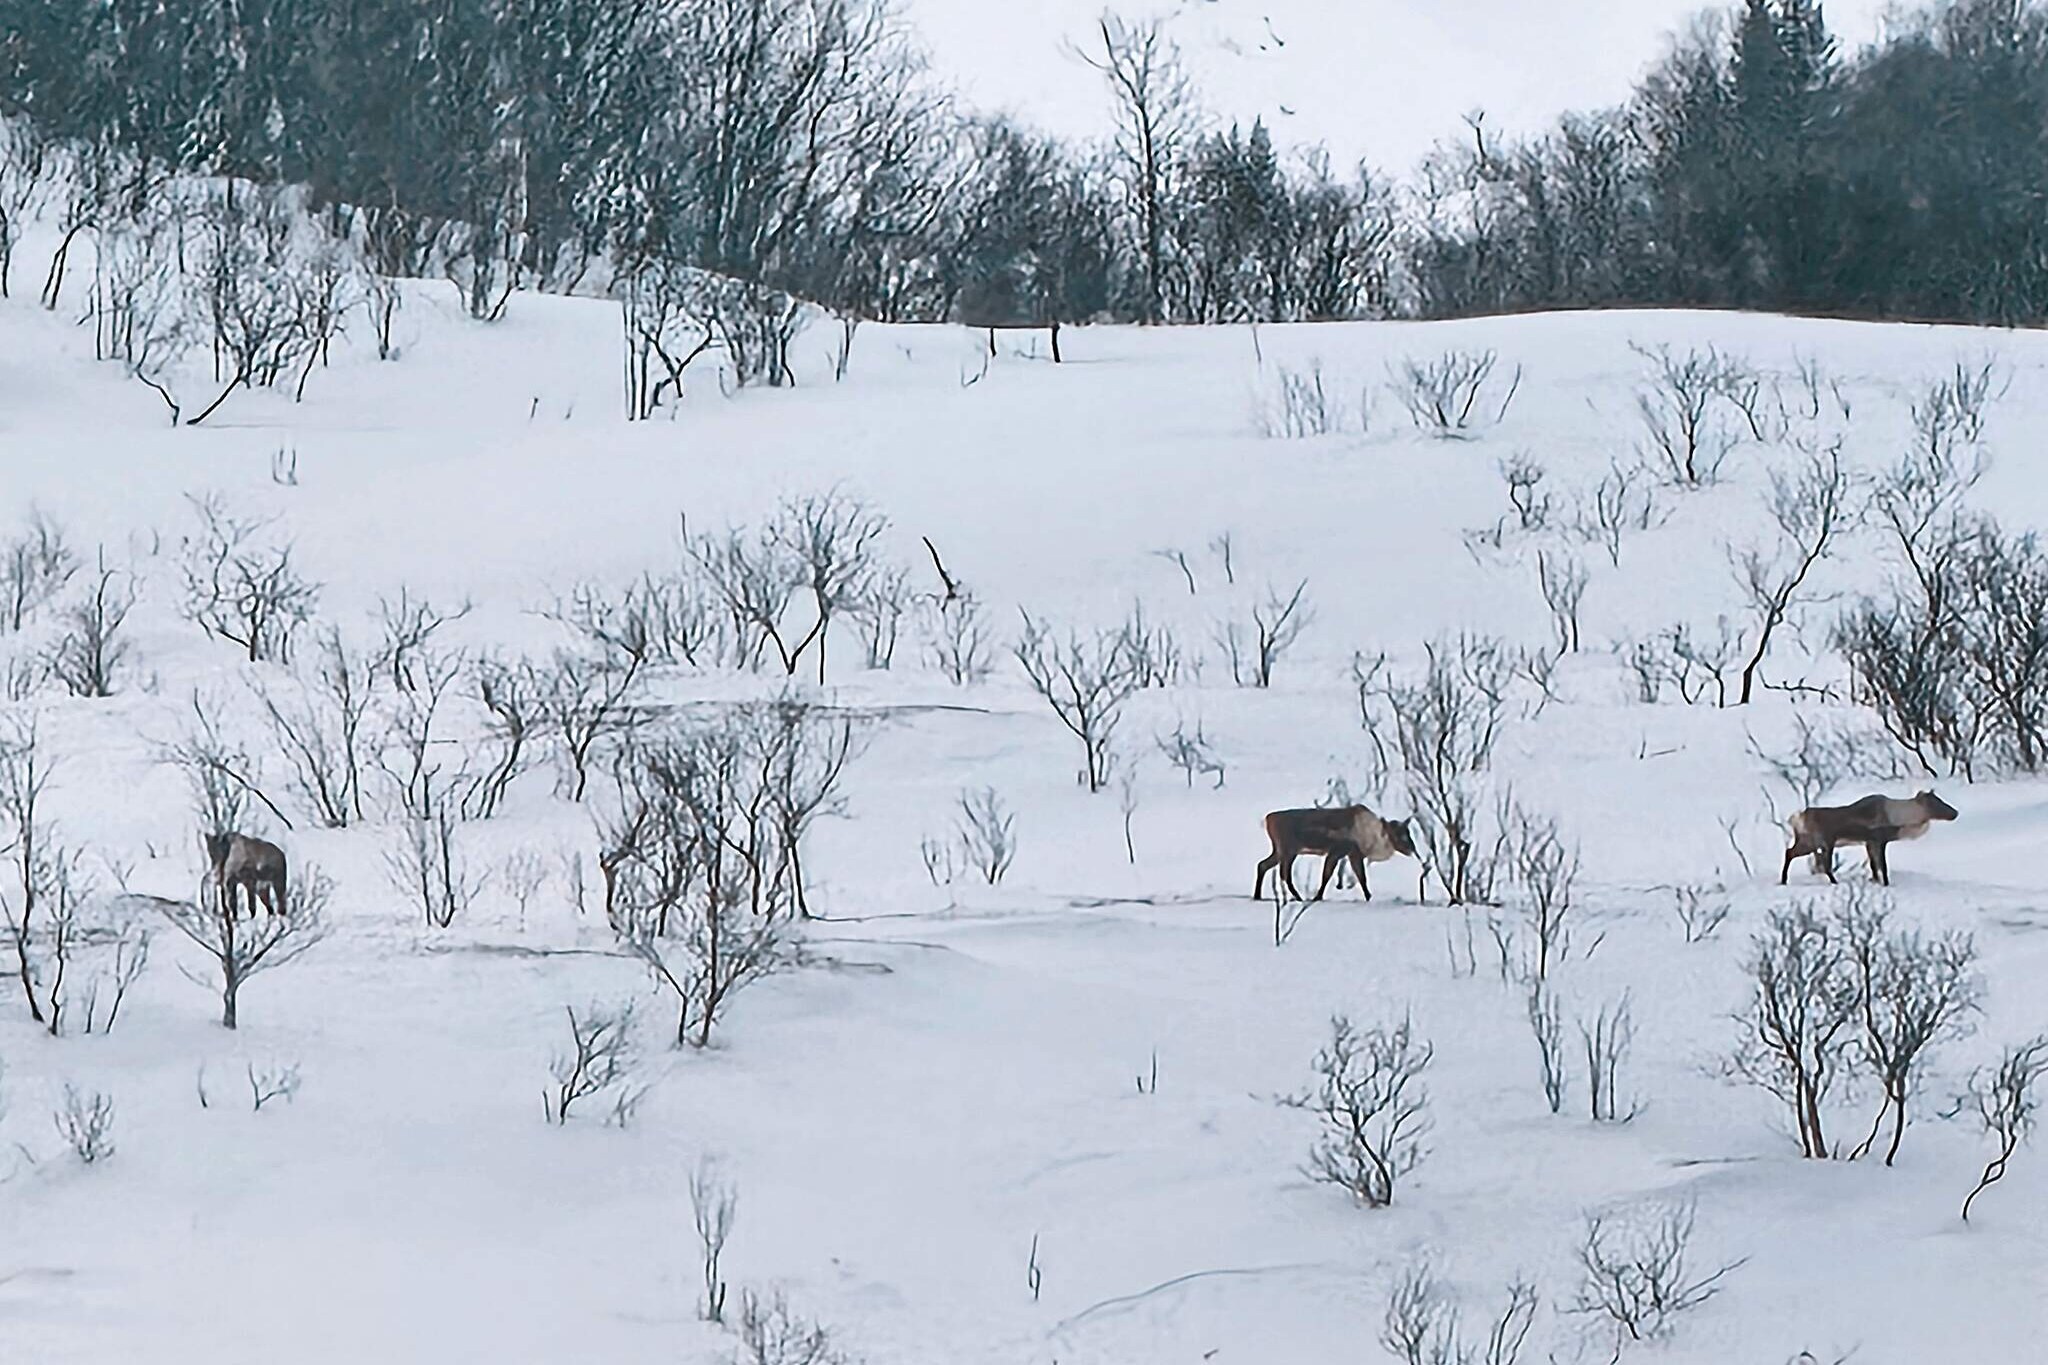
0;0;2043;330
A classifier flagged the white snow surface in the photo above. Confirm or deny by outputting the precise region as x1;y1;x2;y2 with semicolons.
3;260;2048;1363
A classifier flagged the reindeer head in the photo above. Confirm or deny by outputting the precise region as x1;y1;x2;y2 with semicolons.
1387;819;1418;859
1917;790;1959;822
203;831;232;873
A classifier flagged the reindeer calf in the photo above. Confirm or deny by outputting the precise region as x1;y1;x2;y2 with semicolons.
1781;791;1957;887
1255;805;1417;903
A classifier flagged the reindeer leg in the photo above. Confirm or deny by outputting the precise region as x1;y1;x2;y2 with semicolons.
1780;844;1795;885
1254;855;1277;901
1279;855;1303;902
1819;842;1838;884
1313;853;1342;902
1869;840;1889;886
1349;850;1372;902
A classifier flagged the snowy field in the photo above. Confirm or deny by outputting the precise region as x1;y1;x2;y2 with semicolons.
3;244;2048;1365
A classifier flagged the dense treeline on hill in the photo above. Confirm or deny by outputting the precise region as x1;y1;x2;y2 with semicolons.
0;0;2043;333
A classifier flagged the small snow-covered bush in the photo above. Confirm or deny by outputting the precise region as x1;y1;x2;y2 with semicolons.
1570;1198;1740;1353
1284;1013;1433;1208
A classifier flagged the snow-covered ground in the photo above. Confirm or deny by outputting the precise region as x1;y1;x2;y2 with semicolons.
3;245;2048;1364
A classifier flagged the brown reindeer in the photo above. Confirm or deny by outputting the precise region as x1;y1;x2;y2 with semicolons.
1254;805;1417;903
1780;791;1958;887
204;832;289;920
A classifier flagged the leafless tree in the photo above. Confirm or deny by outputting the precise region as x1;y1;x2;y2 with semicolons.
1671;885;1729;945
851;564;912;670
1731;900;1861;1159
921;593;993;685
377;643;466;823
1952;1036;2048;1221
1156;716;1226;788
1254;361;1350;438
1631;343;1743;486
1118;599;1189;688
616;260;717;420
1357;638;1515;904
1536;551;1586;654
691;1158;738;1323
1841;902;1980;1166
45;556;137;698
1077;11;1200;325
0;714;56;1023
179;494;320;663
1014;612;1142;792
158;863;332;1029
89;204;196;421
373;589;472;694
161;689;292;836
1527;982;1568;1115
0;511;77;632
1579;994;1639;1123
1382;1258;1538;1365
1499;452;1552;533
1282;1013;1434;1208
1732;444;1850;704
252;628;376;828
1570;1199;1741;1354
186;184;333;426
1572;460;1664;567
386;809;487;930
535;648;644;802
0;120;51;298
544;1000;639;1124
1218;580;1313;688
608;718;801;1047
1507;808;1576;983
464;655;546;819
1751;712;1907;813
945;786;1018;886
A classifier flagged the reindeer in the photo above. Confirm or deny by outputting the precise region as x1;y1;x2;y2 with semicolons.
204;831;289;921
1254;805;1417;903
1780;791;1958;887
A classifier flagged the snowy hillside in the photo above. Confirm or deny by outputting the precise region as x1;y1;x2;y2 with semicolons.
3;251;2048;1365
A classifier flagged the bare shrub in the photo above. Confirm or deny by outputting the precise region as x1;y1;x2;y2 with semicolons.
851;565;912;670
1841;903;1979;1165
1730;900;1861;1159
551;573;730;672
0;714;56;1022
1572;460;1664;567
373;589;471;692
1283;1013;1433;1208
377;644;466;823
1911;358;2005;460
1254;360;1347;438
501;850;549;930
464;655;545;819
1014;613;1141;793
1499;452;1551;533
608;718;800;1048
1630;343;1743;486
158;863;332;1029
921;593;993;685
757;701;866;919
1536;552;1585;654
247;1060;302;1111
536;648;644;802
46;557;137;698
180;493;320;663
386;810;486;930
1527;983;1567;1115
54;1084;115;1164
1732;444;1850;704
1117;599;1189;688
186;184;342;425
952;787;1018;885
1579;994;1639;1123
1156;716;1226;788
1393;350;1518;436
252;629;376;828
1506;808;1576;983
1752;711;1907;811
1658;617;1742;708
691;1159;738;1323
1382;1258;1538;1365
544;1000;639;1124
161;690;291;837
690;492;889;682
1356;639;1514;905
1952;1036;2048;1221
731;1287;853;1365
0;511;77;631
1217;580;1312;688
1570;1199;1740;1353
1671;885;1729;944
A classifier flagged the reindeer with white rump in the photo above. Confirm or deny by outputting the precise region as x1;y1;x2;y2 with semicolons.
1780;791;1957;887
1254;805;1417;903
